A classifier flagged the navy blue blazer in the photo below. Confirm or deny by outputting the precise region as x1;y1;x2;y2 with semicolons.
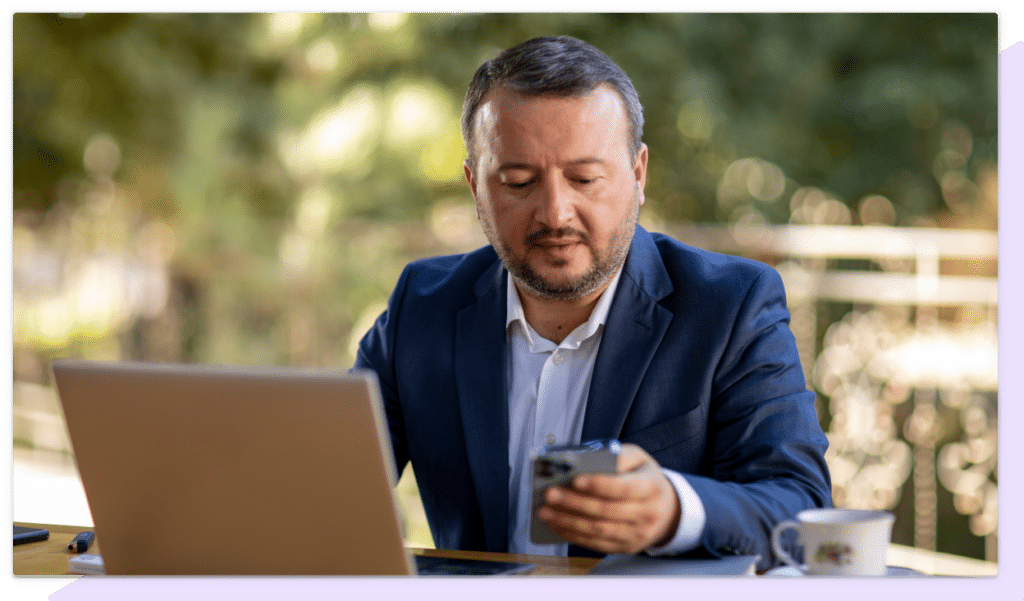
355;226;831;570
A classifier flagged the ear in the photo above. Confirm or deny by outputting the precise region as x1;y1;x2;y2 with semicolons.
464;160;477;199
633;143;649;206
464;160;482;219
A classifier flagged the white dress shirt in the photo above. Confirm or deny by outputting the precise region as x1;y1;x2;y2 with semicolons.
504;270;707;556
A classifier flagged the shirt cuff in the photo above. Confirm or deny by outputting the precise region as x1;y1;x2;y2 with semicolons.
644;468;706;556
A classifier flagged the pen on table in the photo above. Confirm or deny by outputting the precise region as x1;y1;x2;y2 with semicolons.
68;531;95;553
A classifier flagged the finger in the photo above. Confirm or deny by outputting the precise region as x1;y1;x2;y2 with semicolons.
542;466;682;552
539;510;652;555
539;486;678;555
543;485;673;538
572;465;663;500
546;487;660;537
544;485;646;523
541;501;675;555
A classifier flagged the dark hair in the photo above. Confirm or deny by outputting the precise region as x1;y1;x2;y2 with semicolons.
460;36;644;169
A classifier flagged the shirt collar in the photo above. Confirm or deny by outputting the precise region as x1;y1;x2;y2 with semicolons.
505;266;624;350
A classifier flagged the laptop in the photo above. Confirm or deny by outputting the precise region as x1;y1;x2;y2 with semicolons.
51;359;533;576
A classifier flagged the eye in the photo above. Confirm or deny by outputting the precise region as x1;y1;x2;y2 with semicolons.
504;179;535;190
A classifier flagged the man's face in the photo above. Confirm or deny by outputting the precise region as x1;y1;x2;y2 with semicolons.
464;85;648;302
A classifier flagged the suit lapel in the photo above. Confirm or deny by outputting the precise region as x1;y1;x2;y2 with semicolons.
582;227;674;441
454;261;510;552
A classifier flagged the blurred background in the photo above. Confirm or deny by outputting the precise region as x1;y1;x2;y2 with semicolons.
12;13;997;565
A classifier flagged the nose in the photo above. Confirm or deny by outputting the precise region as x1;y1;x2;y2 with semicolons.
534;176;575;230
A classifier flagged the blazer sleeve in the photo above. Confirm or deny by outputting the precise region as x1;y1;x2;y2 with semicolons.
353;264;412;476
684;266;832;571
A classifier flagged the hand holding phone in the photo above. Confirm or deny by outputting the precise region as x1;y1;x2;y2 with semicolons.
529;439;621;544
531;442;682;555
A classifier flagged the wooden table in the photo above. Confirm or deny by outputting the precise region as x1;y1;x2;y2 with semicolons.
12;522;596;576
14;522;996;577
14;522;103;576
413;546;597;576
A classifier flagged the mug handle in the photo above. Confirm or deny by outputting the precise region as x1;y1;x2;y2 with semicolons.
771;520;802;569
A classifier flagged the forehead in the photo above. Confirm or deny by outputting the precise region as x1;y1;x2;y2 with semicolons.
471;85;630;163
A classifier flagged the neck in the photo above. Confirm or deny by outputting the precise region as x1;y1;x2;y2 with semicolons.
516;281;611;345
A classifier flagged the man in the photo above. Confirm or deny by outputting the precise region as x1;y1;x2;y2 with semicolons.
355;36;831;570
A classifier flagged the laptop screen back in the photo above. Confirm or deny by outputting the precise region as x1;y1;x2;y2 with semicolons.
51;360;414;575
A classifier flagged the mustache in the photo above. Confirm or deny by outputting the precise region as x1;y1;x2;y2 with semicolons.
525;226;590;246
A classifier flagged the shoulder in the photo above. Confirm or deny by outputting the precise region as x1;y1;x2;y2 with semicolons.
644;230;780;292
398;245;502;300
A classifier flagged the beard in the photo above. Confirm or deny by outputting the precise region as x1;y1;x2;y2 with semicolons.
483;186;640;302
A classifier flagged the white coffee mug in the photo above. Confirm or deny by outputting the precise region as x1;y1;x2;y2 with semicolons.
771;508;895;576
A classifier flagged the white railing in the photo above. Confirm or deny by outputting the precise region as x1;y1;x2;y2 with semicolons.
669;223;998;305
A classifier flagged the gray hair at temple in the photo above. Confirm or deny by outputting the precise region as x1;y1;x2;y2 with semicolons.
460;36;645;170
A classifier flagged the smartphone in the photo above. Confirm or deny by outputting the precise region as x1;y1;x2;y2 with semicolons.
14;525;50;545
529;439;621;545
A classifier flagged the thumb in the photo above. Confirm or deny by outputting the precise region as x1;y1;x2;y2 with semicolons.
615;442;658;474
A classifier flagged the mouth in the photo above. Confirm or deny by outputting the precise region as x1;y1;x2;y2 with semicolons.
526;227;588;248
529;240;586;262
527;231;588;249
531;238;582;249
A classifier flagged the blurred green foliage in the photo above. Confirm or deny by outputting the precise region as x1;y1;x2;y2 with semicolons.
12;11;998;371
14;13;997;219
12;10;998;370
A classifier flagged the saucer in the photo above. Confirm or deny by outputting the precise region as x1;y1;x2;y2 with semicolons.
764;565;925;577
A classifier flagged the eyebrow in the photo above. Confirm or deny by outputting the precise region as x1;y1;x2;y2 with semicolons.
497;158;607;171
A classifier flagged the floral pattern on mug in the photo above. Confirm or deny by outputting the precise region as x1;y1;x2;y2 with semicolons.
815;542;854;566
